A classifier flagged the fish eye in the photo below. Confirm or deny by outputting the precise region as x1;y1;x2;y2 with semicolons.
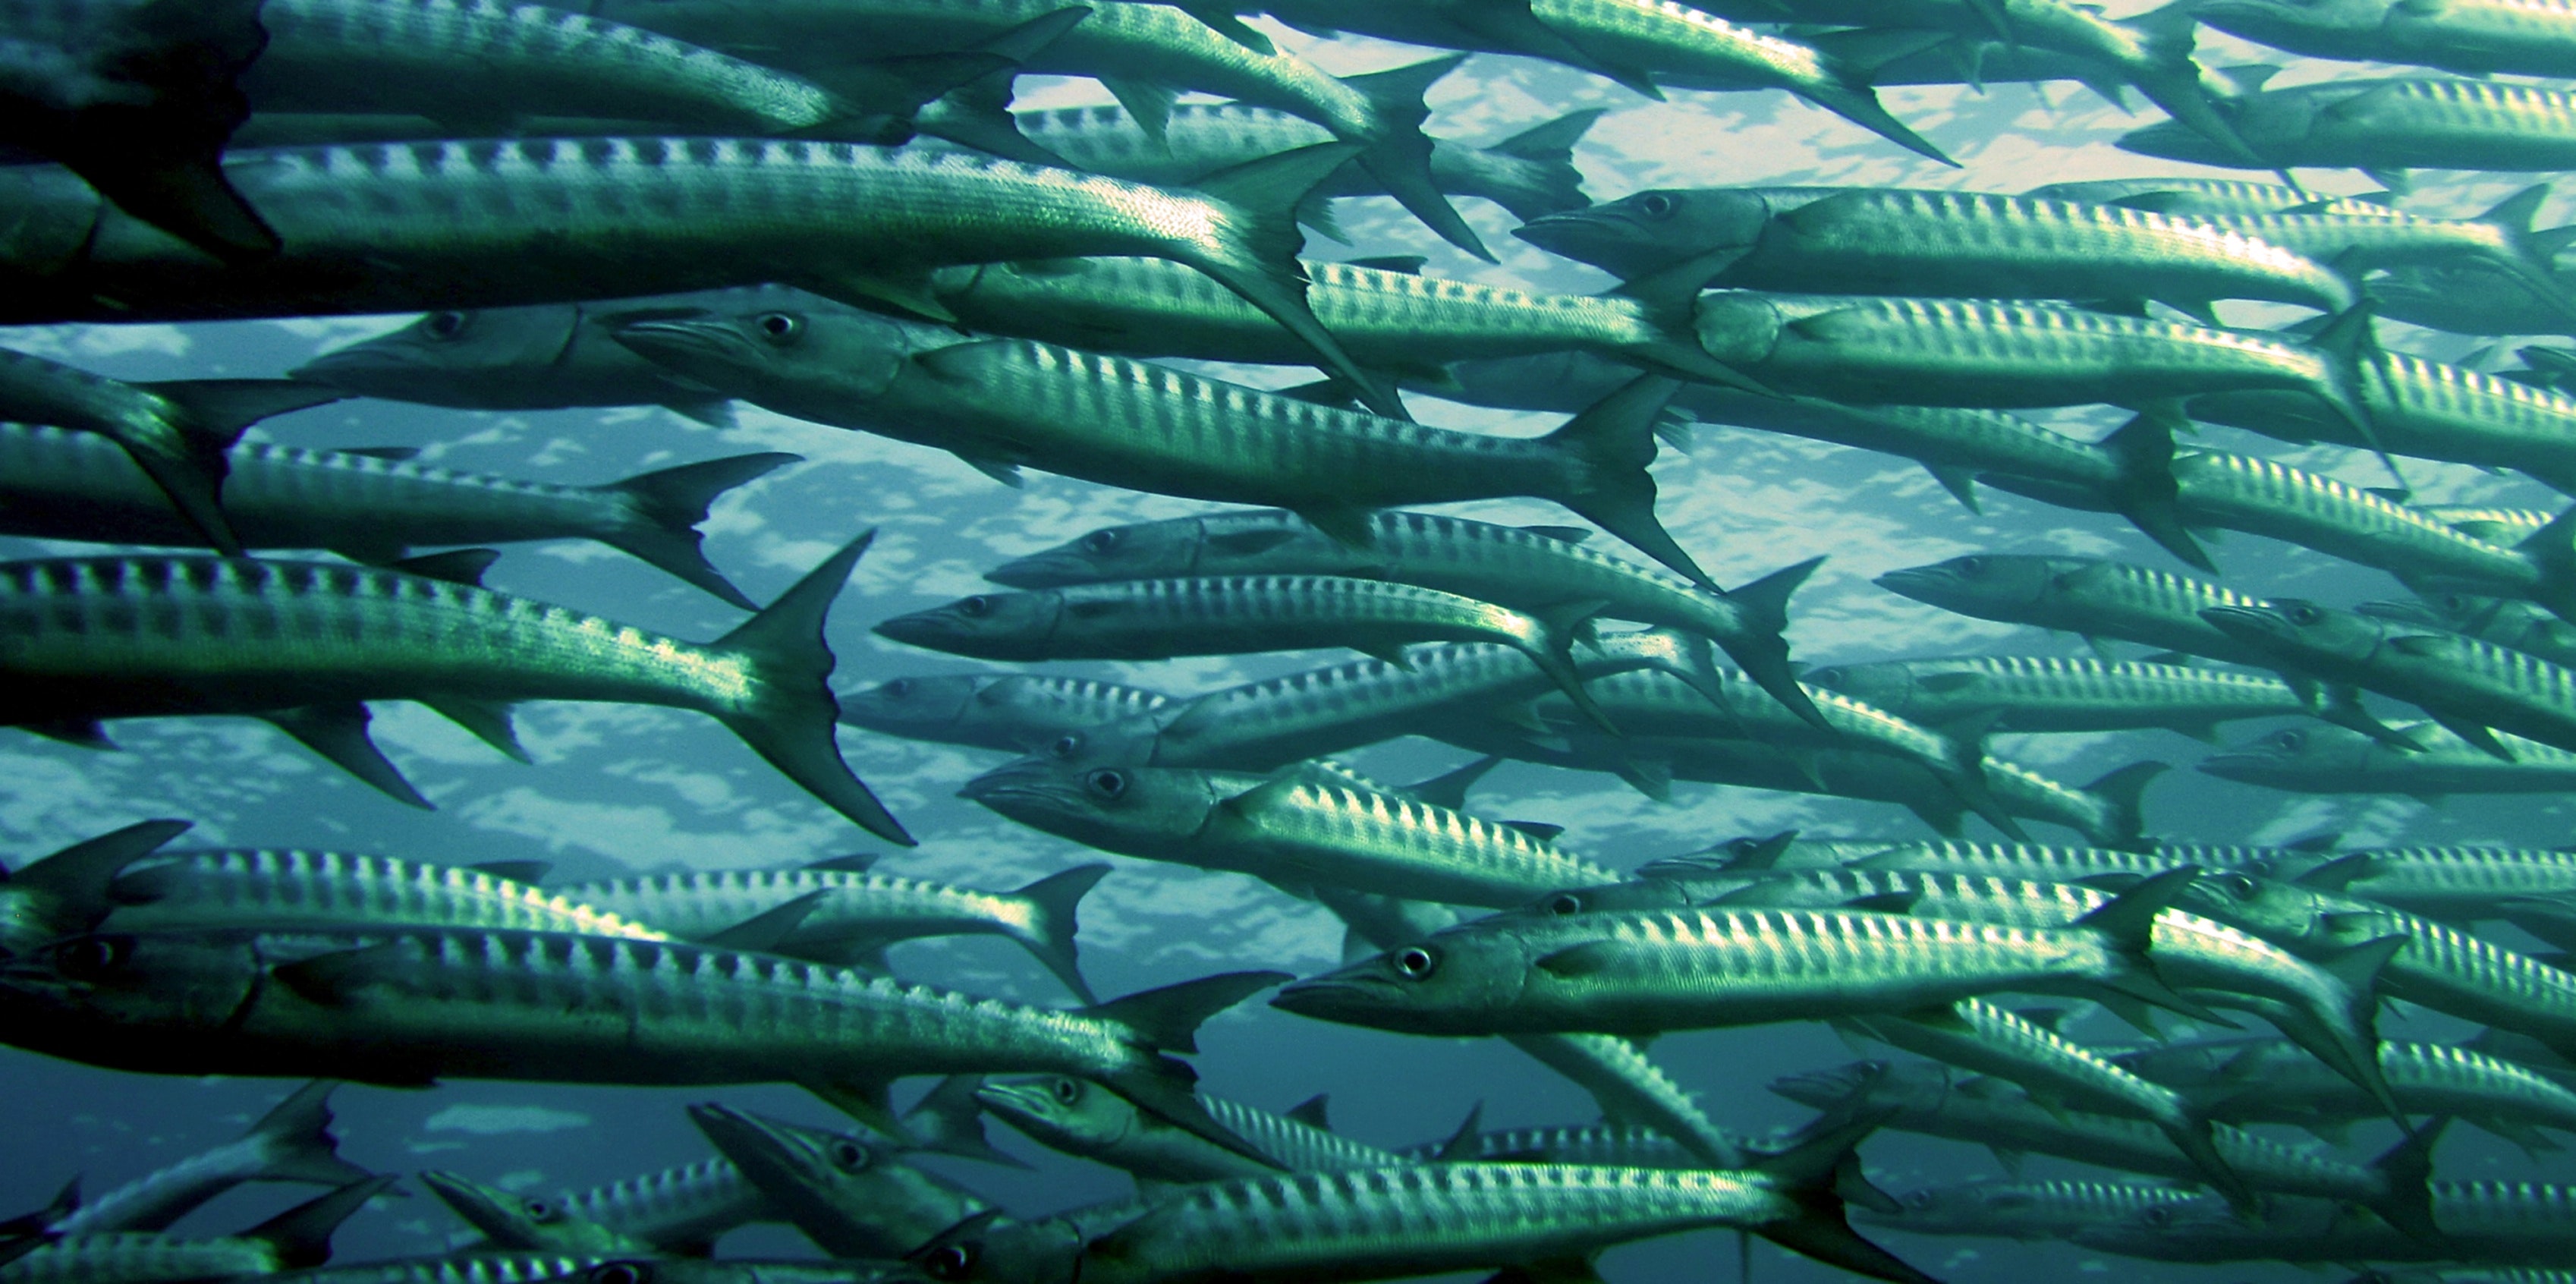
521;1198;557;1222
1808;667;1841;684
829;1139;870;1171
1051;1076;1081;1105
1956;556;1987;577
1085;769;1128;798
592;1264;646;1284
1904;1191;1935;1209
2213;873;2257;899
51;935;128;980
922;1245;973;1282
1634;192;1676;219
423;310;467;340
1547;892;1584;916
1080;529;1122;554
1392;945;1438;979
958;595;992;618
753;312;803;344
1049;734;1083;759
2272;729;2307;751
2288;603;2323;625
2140;1206;2172;1229
882;678;911;699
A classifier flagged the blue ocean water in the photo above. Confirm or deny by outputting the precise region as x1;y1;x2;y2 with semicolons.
1;8;2570;1282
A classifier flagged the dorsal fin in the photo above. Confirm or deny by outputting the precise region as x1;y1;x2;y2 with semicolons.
467;861;549;885
804;854;882;874
1285;1094;1332;1131
1434;1101;1486;1162
696;889;831;952
387;549;499;587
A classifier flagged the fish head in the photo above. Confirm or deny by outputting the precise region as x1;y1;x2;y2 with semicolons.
2172;861;2324;938
1504;880;1694;921
2198;599;2376;664
1690;290;1786;367
913;1213;1083;1284
1268;928;1532;1034
837;675;990;741
609;304;914;402
986;517;1218;587
2067;1195;2264;1258
687;1103;974;1254
2358;589;2512;635
1766;1058;1945;1111
1873;554;2063;617
1024;716;1164;772
873;591;1064;659
2197;722;2379;785
291;304;580;400
1794;661;1918;716
1860;1179;2027;1232
1513;187;1772;279
957;760;1212;854
0;930;256;1034
973;1075;1139;1156
964;682;1167;757
420;1171;632;1254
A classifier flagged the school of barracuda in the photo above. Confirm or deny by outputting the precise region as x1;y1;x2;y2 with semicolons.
17;0;2576;1282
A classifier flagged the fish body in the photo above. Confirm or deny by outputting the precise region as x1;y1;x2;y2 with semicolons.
2120;75;2576;173
1516;185;2353;311
2203;719;2576;795
2203;600;2576;757
686;1103;988;1259
1878;553;2276;667
2074;1182;2576;1264
52;1081;372;1235
2370;262;2576;338
1799;655;2307;738
612;304;1709;587
1857;1178;2202;1240
961;760;1620;908
556;1160;773;1255
2192;0;2576;79
420;1172;659;1256
2123;1037;2576;1144
836;672;1175;755
253;1256;606;1284
2189;349;2576;496
977;1075;1395;1183
0;425;791;606
103;849;670;940
0;538;907;842
2290;844;2576;918
2030;175;2404;218
557;862;1109;1000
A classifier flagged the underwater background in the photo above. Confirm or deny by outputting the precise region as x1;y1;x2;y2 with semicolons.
2;6;2568;1281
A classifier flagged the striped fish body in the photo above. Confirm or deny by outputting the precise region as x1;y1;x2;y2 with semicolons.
2122;77;2576;171
684;1103;988;1259
978;1075;1394;1183
2373;261;2576;338
1803;656;2307;737
1849;996;2200;1127
2195;0;2576;77
1284;905;2159;1037
1877;554;2276;667
2321;844;2576;915
245;0;849;131
4;927;1181;1090
2208;602;2576;754
1848;836;2279;883
2077;1182;2576;1264
1527;668;1979;785
14;139;1317;329
2420;506;2556;542
1697;291;2361;416
876;575;1560;665
2030;176;2407;218
2192;350;2576;495
0;1235;285;1284
1498;1033;1746;1167
926;256;1698;379
1398;1124;1706;1169
2203;719;2576;794
0;555;763;724
1710;188;2354;312
2156;451;2537;593
1860;1179;2202;1240
103;850;672;939
838;672;1175;754
0;350;211;485
256;1257;605;1284
285;291;768;417
2134;1038;2576;1138
1071;1163;1807;1284
2176;203;2548;285
421;1172;658;1255
560;1159;773;1254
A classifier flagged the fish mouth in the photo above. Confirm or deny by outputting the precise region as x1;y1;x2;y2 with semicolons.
2196;606;2291;641
870;613;953;649
288;348;412;380
955;761;1080;809
685;1103;818;1176
983;553;1086;589
1266;975;1401;1021
609;316;756;366
1765;1062;1882;1107
1870;567;1948;600
972;1079;1058;1121
2352;600;2439;626
1509;210;1614;256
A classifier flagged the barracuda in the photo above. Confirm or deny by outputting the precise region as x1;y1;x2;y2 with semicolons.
48;1081;372;1236
1041;631;1711;773
420;1174;657;1256
1515;185;2352;313
102;848;671;941
960;760;1618;908
544;1159;774;1255
2185;867;2576;1060
612;304;1709;586
2119;74;2576;175
1772;1059;2439;1234
1436;349;2210;565
979;1075;1395;1184
2121;189;2576;320
1800;655;2309;740
2191;0;2576;79
837;672;1175;755
921;255;1750;389
687;1103;989;1258
1688;865;2402;1116
556;860;1109;1001
2029;175;2408;217
244;0;862;132
2281;843;2576;919
997;102;1598;225
2122;1037;2576;1150
1685;292;2378;439
1842;836;2306;883
0;348;345;556
1857;1178;2203;1240
0;425;791;608
1838;997;2252;1207
0;821;193;959
2374;263;2576;338
0;924;1285;1155
252;1255;609;1284
0;138;1392;415
4;1178;395;1284
2191;348;2576;497
1875;554;2417;747
2202;719;2576;796
588;0;1486;258
2073;1181;2576;1264
1318;886;1748;1169
2418;507;2559;543
989;508;1823;727
1986;448;2547;593
0;536;908;842
1395;1123;1717;1168
1274;874;2209;1037
2203;599;2576;757
876;576;1616;731
935;1117;1938;1284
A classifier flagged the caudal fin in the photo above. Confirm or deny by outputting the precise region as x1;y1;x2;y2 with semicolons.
1090;971;1292;1165
2304;304;2403;484
1796;57;1958;168
2099;409;2215;573
1542;376;1716;590
1750;1110;1945;1284
2082;760;2167;851
244;1081;376;1191
1010;863;1110;1003
1340;55;1491;261
8;818;191;942
2469;185;2576;327
713;530;913;845
598;452;800;609
1190;143;1408;420
2363;1117;2447;1241
1717;557;1829;731
51;0;278;263
241;1175;401;1270
902;1075;1032;1169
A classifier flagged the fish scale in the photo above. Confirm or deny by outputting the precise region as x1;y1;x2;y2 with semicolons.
2198;351;2576;497
2122;75;2576;171
105;849;670;940
561;1159;771;1251
2331;844;2576;905
1803;656;2307;736
2132;1038;2576;1140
